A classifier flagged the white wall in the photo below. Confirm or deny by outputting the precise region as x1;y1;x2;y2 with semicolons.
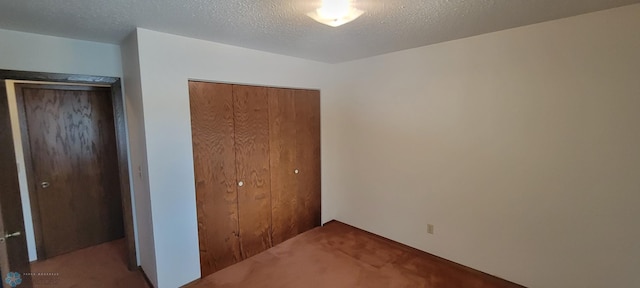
0;29;128;261
327;4;640;288
0;28;121;77
120;31;157;287
133;28;332;288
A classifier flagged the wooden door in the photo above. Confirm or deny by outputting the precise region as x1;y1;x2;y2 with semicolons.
189;82;241;276
268;88;299;245
16;84;124;259
294;89;321;232
189;83;319;276
233;85;272;259
269;88;321;244
0;81;31;288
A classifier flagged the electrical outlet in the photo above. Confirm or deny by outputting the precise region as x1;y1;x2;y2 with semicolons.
427;224;434;235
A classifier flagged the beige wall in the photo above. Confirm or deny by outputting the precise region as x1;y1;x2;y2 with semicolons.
326;4;640;288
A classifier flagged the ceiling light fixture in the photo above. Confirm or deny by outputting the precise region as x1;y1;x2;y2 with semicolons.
307;0;364;27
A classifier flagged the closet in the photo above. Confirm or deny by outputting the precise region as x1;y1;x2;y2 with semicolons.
189;81;320;277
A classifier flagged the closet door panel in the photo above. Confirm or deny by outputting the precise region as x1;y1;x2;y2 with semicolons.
268;88;299;245
189;82;241;276
233;85;273;258
295;89;321;232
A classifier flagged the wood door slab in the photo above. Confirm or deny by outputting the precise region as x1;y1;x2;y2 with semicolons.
295;90;321;233
189;81;241;276
233;85;272;259
268;88;299;245
17;84;124;258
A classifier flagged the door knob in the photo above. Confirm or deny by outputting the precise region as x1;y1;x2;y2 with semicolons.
41;181;50;188
0;231;21;243
238;181;244;187
294;169;299;174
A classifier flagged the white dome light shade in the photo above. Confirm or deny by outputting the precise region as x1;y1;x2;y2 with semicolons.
307;0;364;27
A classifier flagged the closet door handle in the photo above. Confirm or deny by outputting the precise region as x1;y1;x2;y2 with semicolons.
294;169;299;174
238;181;244;187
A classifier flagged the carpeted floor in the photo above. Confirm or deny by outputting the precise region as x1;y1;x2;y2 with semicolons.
188;221;524;288
29;238;149;288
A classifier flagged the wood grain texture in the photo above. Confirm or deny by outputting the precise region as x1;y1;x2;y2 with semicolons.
0;81;31;285
188;83;320;274
233;85;273;259
110;79;138;270
294;89;321;233
189;81;241;276
268;88;299;245
18;84;124;258
1;70;135;269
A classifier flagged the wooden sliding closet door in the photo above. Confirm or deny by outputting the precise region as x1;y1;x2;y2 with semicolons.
191;82;320;277
294;90;321;232
233;85;273;259
189;82;241;276
269;88;321;245
269;88;299;244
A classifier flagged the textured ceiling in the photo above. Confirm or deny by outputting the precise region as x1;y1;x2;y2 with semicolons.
0;0;638;63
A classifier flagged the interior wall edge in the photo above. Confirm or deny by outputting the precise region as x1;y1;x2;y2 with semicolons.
120;28;159;288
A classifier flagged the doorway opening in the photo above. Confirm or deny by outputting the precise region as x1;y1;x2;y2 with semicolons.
0;70;142;287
